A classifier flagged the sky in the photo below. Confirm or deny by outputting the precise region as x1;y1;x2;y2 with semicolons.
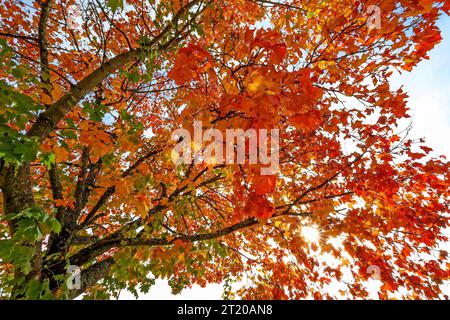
119;15;450;300
391;16;450;158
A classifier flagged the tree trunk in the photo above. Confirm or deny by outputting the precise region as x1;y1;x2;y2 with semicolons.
2;162;42;298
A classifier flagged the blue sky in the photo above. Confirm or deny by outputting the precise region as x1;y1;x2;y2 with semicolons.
119;14;450;300
392;16;450;159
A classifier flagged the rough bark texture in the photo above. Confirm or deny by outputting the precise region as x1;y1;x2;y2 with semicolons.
67;258;115;300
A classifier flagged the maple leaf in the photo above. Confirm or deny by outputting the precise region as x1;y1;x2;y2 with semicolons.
251;174;277;195
269;43;287;64
291;110;323;131
443;2;450;14
168;44;211;85
245;192;275;219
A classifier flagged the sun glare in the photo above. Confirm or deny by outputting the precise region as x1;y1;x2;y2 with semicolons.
301;225;321;244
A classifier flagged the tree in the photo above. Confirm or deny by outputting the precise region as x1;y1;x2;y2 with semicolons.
0;0;449;300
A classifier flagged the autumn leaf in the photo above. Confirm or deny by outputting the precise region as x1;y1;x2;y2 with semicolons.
168;44;212;85
251;174;277;195
245;192;275;219
291;110;322;131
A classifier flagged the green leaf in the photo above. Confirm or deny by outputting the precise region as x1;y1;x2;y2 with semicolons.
127;72;140;83
11;65;28;79
46;218;61;234
10;246;35;275
25;279;43;299
40;152;56;169
0;240;12;260
107;0;123;13
25;279;54;300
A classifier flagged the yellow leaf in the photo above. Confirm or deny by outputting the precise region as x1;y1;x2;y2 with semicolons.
247;75;264;94
318;61;327;70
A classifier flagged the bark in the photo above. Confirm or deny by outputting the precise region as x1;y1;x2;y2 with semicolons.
67;258;115;299
2;164;35;219
27;49;141;143
2;163;42;298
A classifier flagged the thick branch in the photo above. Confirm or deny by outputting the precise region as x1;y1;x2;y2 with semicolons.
27;49;140;142
26;0;204;144
67;257;114;299
81;148;161;227
38;0;52;90
49;165;64;213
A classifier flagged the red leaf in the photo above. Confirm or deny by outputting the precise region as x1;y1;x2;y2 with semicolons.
251;174;277;195
245;192;275;219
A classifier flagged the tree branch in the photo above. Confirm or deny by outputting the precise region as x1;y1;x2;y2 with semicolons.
67;257;114;299
38;0;52;98
26;0;205;145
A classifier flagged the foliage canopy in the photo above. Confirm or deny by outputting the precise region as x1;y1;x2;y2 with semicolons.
0;0;450;299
